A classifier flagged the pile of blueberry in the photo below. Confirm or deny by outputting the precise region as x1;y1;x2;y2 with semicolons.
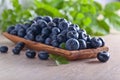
1;16;110;62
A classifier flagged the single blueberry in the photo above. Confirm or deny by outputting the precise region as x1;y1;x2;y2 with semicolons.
14;24;24;31
42;16;52;23
78;31;87;40
65;38;80;50
78;39;87;49
52;27;61;35
58;18;67;22
41;27;51;35
52;17;60;25
7;26;15;33
26;50;36;58
18;29;26;37
0;46;8;53
45;38;52;45
15;42;25;50
67;26;77;31
23;23;31;30
35;35;45;43
67;31;79;39
37;20;48;28
34;16;42;21
98;37;105;47
57;34;67;43
51;34;57;40
91;37;102;48
60;30;67;35
24;33;35;41
58;21;69;30
10;29;18;35
38;51;49;60
97;51;110;62
51;40;60;47
12;47;21;55
47;22;56;29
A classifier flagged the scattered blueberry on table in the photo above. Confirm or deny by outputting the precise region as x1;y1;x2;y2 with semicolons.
97;51;110;62
25;50;36;58
0;46;8;53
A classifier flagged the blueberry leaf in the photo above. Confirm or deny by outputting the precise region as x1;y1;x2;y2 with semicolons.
49;54;69;65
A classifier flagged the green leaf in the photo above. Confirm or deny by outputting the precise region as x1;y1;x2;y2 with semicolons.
49;54;69;65
88;19;110;36
104;2;120;12
34;0;63;17
108;14;120;31
93;1;102;11
83;17;92;26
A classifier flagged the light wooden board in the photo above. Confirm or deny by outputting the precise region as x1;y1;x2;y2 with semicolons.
0;33;120;80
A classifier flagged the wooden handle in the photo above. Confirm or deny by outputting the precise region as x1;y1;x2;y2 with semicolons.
3;32;109;60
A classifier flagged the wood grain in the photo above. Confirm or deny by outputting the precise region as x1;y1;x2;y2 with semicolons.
3;32;109;60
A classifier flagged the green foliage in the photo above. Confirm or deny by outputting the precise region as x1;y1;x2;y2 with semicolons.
0;0;32;31
0;0;120;34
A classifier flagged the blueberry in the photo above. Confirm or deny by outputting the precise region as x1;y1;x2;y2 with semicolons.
26;50;36;58
52;27;60;35
24;33;35;41
37;20;48;28
10;29;18;35
30;23;41;34
15;24;24;31
58;21;69;30
86;41;92;49
65;38;80;50
86;35;91;42
98;37;105;47
23;23;31;30
41;27;51;35
26;29;35;35
51;34;57;40
12;42;25;55
58;18;67;22
34;16;42;21
78;39;87;49
60;30;67;35
97;51;110;62
52;17;59;25
7;26;15;33
35;35;45;43
12;48;21;55
51;40;60;47
47;22;56;29
15;42;25;50
67;31;79;39
67;26;77;31
74;24;80;31
42;16;52;23
48;22;56;26
38;51;49;60
57;34;67;43
45;38;52;45
0;46;8;53
78;31;87;40
91;37;102;48
18;29;26;37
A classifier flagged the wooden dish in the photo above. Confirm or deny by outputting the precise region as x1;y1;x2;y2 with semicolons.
3;32;109;60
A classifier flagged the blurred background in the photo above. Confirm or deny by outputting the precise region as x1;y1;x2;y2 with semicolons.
0;0;120;36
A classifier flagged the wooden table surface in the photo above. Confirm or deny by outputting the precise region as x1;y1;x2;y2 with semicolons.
0;32;120;80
